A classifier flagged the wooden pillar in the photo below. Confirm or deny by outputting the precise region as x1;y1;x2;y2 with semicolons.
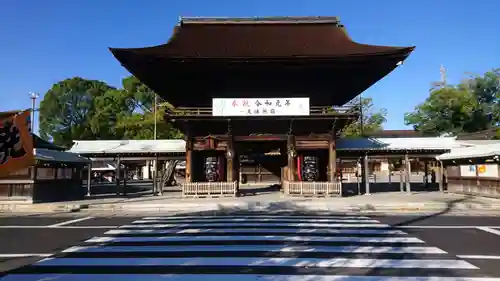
328;134;337;182
287;134;296;181
357;160;362;195
226;135;235;182
234;150;240;184
439;161;444;192
86;162;91;196
424;161;429;189
364;154;370;195
185;136;193;183
123;165;128;196
405;153;411;194
115;155;121;196
339;159;343;182
152;160;157;195
156;154;161;195
399;160;405;192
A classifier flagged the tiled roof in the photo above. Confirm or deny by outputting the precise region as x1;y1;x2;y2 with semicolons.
68;140;185;155
66;137;500;160
368;130;436;138
437;142;500;160
338;137;462;151
34;148;90;164
376;137;464;150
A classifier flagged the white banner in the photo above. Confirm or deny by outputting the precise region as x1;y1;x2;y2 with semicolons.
212;98;310;117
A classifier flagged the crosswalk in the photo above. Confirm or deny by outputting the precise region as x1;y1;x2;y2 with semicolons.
1;214;499;281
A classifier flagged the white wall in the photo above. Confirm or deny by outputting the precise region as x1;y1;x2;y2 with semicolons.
459;164;499;178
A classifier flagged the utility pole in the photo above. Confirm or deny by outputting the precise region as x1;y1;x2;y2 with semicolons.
29;92;39;132
152;93;158;195
153;94;157;140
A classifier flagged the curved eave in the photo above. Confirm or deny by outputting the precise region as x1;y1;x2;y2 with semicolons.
109;21;414;59
109;21;415;107
109;45;414;62
110;46;413;107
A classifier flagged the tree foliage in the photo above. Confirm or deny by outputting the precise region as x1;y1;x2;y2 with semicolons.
341;97;388;137
405;69;499;136
39;77;113;147
39;76;182;146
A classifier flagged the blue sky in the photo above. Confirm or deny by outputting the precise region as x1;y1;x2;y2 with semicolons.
1;0;499;133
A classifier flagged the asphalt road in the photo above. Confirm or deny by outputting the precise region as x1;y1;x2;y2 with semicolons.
0;212;499;280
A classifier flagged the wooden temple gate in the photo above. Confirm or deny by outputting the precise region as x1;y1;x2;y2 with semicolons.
108;16;415;198
170;106;356;198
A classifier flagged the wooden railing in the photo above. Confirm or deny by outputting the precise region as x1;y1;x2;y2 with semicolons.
182;181;238;197
283;180;342;197
166;106;357;117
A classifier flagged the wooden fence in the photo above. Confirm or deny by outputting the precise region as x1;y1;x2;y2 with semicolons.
447;177;500;198
283;180;342;197
182;181;238;198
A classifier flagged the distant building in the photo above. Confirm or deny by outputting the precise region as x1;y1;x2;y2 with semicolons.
368;130;437;138
456;127;499;140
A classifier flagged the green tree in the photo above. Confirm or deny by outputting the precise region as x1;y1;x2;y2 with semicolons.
463;69;500;126
117;105;183;140
404;87;480;135
90;89;134;139
405;69;499;135
115;76;182;139
39;76;183;145
39;77;114;147
341;97;387;137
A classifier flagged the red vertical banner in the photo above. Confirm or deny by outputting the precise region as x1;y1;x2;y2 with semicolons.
0;110;35;177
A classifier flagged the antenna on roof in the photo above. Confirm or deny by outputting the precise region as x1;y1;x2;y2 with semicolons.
440;64;447;85
430;64;447;92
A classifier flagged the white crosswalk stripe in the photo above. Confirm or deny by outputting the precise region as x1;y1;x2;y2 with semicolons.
1;214;498;281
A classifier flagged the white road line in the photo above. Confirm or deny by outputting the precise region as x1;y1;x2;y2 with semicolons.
0;226;116;229
395;226;500;229
119;222;390;228
105;228;407;235
63;245;447;254
458;255;500;260
133;218;381;224
85;235;424;243
0;253;52;258
48;216;94;227
477;226;500;236
0;225;497;229
1;275;499;281
34;257;477;269
143;215;373;220
133;218;380;223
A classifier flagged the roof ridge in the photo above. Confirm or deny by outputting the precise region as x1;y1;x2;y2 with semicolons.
180;16;341;25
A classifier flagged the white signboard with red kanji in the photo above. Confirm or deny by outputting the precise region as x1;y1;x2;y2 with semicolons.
212;98;310;117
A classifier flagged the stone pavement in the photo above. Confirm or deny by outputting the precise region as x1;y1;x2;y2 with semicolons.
2;191;500;215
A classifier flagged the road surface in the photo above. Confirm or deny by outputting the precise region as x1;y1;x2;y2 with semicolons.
1;212;500;280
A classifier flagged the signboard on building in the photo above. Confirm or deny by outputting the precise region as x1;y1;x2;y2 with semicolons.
212;98;310;117
477;164;498;178
459;164;499;178
0;110;34;178
460;165;476;177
